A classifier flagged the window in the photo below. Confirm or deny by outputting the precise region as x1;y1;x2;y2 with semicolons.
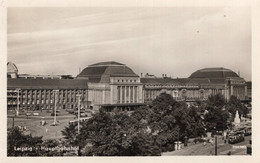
117;86;121;103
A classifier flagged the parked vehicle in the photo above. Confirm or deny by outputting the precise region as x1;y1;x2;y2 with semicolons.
228;131;245;144
51;112;59;116
244;127;252;136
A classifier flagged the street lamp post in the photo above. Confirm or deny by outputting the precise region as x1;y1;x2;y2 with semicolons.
16;88;21;116
53;90;59;125
12;116;15;128
76;93;82;156
215;135;218;155
214;126;217;156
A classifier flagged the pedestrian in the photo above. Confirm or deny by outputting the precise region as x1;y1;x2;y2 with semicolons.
210;138;214;145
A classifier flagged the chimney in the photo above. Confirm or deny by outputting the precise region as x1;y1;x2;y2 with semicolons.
238;71;240;77
141;73;143;77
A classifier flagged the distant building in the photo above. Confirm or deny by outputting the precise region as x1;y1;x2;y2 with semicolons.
141;67;248;103
7;62;88;113
246;81;252;101
189;68;247;100
141;77;211;103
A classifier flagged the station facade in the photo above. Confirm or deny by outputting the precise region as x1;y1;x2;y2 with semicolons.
7;61;250;112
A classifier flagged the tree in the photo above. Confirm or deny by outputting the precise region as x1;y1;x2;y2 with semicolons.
152;92;177;116
149;93;205;151
186;106;206;138
7;127;43;156
204;94;229;132
61;122;78;146
227;95;249;118
207;93;226;108
204;106;230;132
39;139;64;156
63;110;161;156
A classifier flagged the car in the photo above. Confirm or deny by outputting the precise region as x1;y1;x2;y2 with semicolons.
80;113;88;117
228;131;245;144
26;112;31;116
244;127;252;136
66;109;75;114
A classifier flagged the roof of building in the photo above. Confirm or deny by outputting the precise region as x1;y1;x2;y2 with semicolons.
7;78;88;89
7;62;18;73
18;74;73;79
89;61;124;67
77;61;139;83
141;77;210;85
189;67;240;79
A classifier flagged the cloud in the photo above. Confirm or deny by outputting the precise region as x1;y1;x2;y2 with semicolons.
7;7;251;81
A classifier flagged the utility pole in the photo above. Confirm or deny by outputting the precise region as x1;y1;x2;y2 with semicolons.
16;88;21;116
76;94;81;134
12;116;15;128
215;135;218;155
53;90;59;125
76;93;82;156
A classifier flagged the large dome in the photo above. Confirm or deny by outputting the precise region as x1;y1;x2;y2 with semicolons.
189;67;239;79
7;62;18;73
77;61;139;83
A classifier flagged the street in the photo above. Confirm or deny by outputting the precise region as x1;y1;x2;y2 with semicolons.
162;135;251;156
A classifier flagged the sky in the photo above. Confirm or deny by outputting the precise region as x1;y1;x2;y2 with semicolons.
7;7;251;81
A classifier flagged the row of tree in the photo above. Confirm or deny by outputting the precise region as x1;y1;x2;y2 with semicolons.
7;127;65;156
7;93;249;156
61;93;248;156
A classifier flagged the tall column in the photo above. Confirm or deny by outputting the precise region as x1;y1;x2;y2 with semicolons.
132;86;135;103
102;89;105;104
124;86;127;103
245;85;247;99
137;86;140;103
74;90;76;106
39;90;42;108
110;85;113;104
43;90;46;109
33;90;36;105
231;85;234;96
25;90;28;110
120;86;123;103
